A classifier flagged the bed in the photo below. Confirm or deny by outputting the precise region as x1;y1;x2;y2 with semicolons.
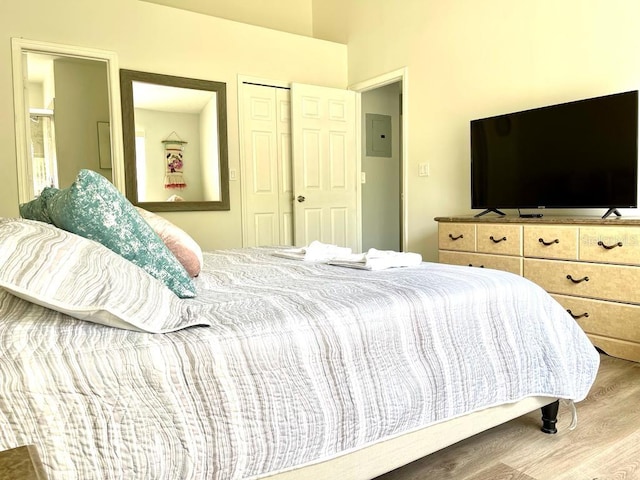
1;165;600;479
0;216;600;480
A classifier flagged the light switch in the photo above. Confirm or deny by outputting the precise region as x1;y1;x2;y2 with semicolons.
361;172;366;184
418;163;430;177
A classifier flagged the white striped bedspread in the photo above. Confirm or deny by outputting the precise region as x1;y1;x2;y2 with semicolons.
0;248;599;480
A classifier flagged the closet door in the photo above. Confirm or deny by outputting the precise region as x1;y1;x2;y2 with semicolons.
241;84;292;247
291;83;359;251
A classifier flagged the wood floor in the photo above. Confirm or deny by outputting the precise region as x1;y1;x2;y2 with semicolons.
375;353;640;480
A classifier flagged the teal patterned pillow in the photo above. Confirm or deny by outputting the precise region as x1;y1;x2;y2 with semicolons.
0;218;207;332
19;187;60;223
45;169;196;298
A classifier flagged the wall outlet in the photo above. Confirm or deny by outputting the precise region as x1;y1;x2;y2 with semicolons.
418;163;430;177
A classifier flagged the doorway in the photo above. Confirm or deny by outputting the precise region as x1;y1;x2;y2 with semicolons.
360;82;402;251
11;38;124;204
351;68;408;253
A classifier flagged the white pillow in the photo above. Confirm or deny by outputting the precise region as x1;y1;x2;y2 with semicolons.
0;218;208;333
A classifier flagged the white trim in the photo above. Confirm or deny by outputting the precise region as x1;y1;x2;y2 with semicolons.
350;68;409;252
354;94;363;252
11;38;124;202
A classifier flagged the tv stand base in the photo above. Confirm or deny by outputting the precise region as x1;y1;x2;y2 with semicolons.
474;208;506;218
602;208;622;219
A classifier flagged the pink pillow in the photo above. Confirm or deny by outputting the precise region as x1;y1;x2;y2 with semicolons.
135;207;203;277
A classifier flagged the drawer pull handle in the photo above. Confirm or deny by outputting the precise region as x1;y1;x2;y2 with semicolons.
566;274;589;284
597;240;623;250
468;264;485;268
490;236;507;243
539;238;559;246
449;234;464;241
566;309;589;320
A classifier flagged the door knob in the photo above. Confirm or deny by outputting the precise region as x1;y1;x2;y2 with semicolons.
297;195;306;203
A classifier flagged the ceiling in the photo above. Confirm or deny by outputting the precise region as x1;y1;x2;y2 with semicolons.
139;0;348;43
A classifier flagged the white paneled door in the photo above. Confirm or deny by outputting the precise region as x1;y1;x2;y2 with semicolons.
241;83;293;247
241;81;359;251
291;83;359;251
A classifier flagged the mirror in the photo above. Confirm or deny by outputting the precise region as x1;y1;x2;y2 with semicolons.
120;69;229;211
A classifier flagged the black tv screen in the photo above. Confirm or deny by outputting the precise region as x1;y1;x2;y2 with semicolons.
471;90;639;214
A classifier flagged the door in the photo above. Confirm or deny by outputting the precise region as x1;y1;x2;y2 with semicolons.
241;83;293;247
291;83;359;251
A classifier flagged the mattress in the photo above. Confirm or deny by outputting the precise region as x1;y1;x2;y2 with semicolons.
0;247;600;479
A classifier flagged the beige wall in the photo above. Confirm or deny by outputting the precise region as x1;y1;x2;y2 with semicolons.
346;0;640;260
134;108;203;202
1;0;347;250
6;1;640;259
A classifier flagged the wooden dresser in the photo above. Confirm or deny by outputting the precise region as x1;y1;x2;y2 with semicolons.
435;215;640;363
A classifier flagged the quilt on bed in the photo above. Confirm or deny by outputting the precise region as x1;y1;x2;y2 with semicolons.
0;247;599;479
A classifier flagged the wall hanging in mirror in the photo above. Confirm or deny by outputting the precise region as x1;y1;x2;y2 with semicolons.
162;132;187;190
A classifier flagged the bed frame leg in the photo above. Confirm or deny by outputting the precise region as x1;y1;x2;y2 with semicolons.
540;400;559;434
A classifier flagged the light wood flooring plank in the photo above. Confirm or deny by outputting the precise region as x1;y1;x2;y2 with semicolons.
375;354;640;480
466;463;536;480
554;428;640;480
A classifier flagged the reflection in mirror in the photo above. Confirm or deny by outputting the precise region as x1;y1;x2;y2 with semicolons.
24;53;111;197
11;38;123;205
120;70;229;211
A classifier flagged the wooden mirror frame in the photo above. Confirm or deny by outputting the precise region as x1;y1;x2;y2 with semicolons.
120;69;230;211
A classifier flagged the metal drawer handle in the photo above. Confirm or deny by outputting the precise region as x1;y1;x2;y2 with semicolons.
468;264;485;268
597;240;623;250
566;274;589;284
490;236;507;243
566;309;589;320
449;233;464;241
539;238;559;246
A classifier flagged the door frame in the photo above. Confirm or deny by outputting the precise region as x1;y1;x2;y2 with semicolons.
11;38;124;201
349;67;408;252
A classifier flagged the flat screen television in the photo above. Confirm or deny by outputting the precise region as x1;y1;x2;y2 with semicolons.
471;90;639;218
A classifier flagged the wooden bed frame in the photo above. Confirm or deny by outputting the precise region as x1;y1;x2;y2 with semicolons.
264;397;559;480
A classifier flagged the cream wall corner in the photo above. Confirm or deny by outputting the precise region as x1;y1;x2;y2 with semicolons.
345;0;640;261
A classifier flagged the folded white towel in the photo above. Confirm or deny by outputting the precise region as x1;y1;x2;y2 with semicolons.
304;240;352;262
328;248;422;270
273;240;353;262
271;247;306;261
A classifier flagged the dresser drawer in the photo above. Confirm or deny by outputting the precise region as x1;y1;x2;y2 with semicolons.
476;224;522;256
579;226;640;265
438;223;476;252
552;294;640;343
524;258;640;304
523;225;578;260
439;251;522;275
